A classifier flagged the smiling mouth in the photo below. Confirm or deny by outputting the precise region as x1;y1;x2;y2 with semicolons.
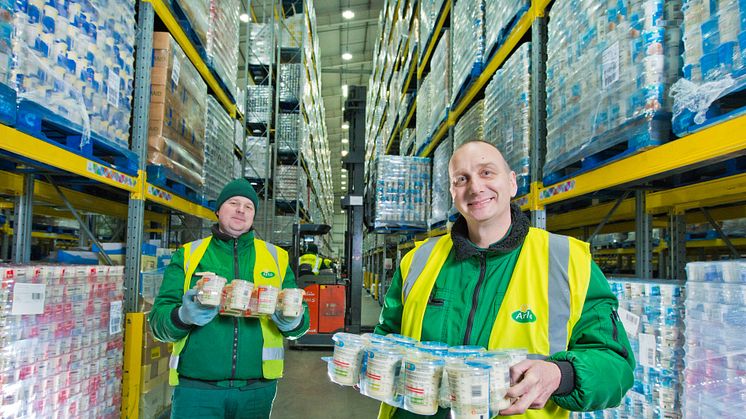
468;197;494;207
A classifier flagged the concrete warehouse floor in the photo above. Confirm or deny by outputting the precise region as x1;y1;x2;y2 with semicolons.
272;291;384;418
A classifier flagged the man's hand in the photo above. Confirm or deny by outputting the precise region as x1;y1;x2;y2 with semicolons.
178;289;219;326
499;360;562;415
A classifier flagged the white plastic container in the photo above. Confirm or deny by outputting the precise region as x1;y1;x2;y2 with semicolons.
402;352;444;415
360;344;404;405
247;284;279;316
503;348;528;367
329;333;365;386
468;352;512;413
279;288;304;317
219;279;253;316
447;361;491;419
194;273;227;306
387;333;419;349
439;346;486;408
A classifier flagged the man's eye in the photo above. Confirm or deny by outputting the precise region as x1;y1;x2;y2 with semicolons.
453;176;467;186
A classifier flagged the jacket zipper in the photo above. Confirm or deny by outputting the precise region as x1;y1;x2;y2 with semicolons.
231;239;239;379
463;254;487;345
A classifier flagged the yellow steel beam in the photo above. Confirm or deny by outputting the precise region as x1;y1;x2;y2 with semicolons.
122;313;144;418
647;172;746;212
685;205;746;223
0;171;167;224
388;0;402;43
145;183;217;221
145;0;237;118
539;115;746;205
417;0;451;78
400;51;417;104
558;219;669;238
593;238;746;256
0;125;137;192
547;173;746;230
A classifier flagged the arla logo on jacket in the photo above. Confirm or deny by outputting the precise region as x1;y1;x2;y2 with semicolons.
261;271;276;278
511;305;537;323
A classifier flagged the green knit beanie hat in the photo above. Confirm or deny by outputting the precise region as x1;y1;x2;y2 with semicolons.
216;178;259;211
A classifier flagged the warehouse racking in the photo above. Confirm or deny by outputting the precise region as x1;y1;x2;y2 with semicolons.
0;1;334;416
362;0;746;303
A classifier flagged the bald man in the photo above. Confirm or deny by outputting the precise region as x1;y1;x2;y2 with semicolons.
375;141;634;419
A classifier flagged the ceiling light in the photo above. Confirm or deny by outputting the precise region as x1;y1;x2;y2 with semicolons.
342;10;355;20
342;84;348;98
342;52;353;61
341;138;349;144
341;150;349;157
342;123;349;130
239;13;250;23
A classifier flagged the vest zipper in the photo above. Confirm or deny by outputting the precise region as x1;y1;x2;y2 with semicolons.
463;254;487;345
232;239;239;379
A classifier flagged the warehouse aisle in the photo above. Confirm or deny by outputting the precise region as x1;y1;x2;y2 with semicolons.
273;292;383;417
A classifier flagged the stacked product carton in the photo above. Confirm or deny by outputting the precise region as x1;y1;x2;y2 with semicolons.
148;32;207;189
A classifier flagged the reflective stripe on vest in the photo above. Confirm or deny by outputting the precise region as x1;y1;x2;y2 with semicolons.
168;236;289;386
387;228;592;419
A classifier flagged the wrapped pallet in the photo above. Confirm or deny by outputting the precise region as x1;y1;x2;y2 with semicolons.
371;156;431;230
454;99;485;149
148;32;207;189
484;43;531;196
11;0;136;148
203;96;234;202
207;0;240;99
545;0;683;181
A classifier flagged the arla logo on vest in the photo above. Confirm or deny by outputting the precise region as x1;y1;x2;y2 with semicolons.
511;305;537;323
261;271;275;278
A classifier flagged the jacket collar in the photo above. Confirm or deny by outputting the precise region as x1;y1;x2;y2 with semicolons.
211;224;255;246
451;203;530;261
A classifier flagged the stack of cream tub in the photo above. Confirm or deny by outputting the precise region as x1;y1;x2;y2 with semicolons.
325;333;526;417
194;272;304;318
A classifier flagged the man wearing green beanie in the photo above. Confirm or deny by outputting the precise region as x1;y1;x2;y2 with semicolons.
149;177;310;419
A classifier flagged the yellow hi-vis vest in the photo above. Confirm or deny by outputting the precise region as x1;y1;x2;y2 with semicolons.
379;227;592;419
168;236;289;386
299;253;322;275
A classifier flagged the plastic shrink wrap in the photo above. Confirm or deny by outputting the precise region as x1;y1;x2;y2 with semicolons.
683;260;746;419
454;99;485;148
484;43;531;196
0;266;125;418
371;156;431;230
206;0;240;99
203;95;234;202
670;0;746;136
545;0;683;181
11;0;136;149
148;32;207;189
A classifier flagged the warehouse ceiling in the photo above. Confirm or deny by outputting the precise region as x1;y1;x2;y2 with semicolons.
238;0;384;215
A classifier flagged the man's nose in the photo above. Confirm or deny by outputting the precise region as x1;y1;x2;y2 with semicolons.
467;177;483;194
236;206;245;213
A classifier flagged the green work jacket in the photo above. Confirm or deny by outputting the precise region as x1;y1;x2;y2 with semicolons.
375;206;635;418
149;226;309;381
